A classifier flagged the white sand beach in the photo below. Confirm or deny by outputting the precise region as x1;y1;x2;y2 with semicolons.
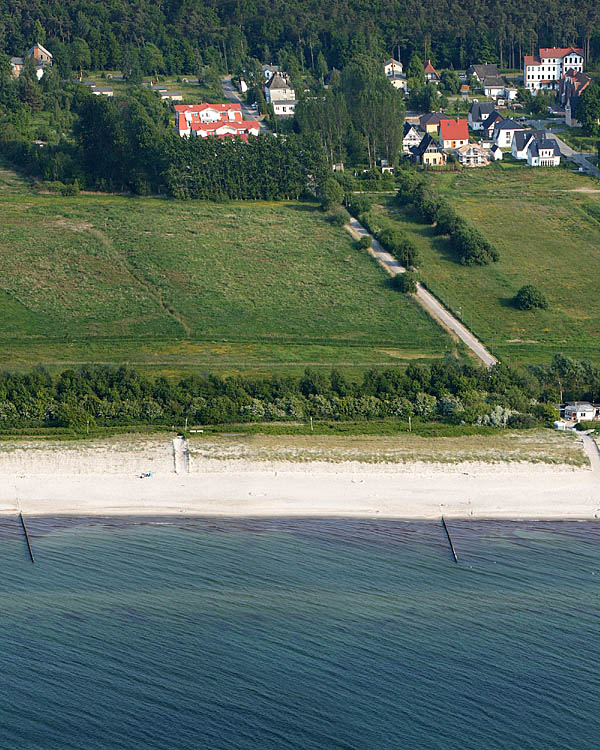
0;433;598;519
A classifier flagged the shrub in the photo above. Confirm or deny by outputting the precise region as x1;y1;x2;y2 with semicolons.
346;194;374;216
434;200;460;235
514;284;548;310
358;235;372;249
414;189;442;224
319;177;344;210
327;205;351;226
507;413;538;429
395;170;425;206
378;227;419;267
60;180;80;196
391;271;418;293
450;222;499;265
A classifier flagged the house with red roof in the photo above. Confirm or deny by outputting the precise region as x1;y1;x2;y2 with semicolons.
174;103;259;139
424;60;440;84
523;47;584;93
438;118;468;150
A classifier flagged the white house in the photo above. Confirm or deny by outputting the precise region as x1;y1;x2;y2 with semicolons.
383;58;408;91
262;64;280;81
482;110;503;139
564;402;596;421
483;76;505;99
92;86;114;97
526;138;561;167
466;63;499;83
493;119;525;148
175;103;243;127
384;58;403;77
438;118;469;149
511;131;546;159
524;47;584;93
10;42;52;79
424;60;440;84
265;73;297;116
490;144;502;160
402;122;422;154
272;101;296;116
174;103;260;138
468;101;495;131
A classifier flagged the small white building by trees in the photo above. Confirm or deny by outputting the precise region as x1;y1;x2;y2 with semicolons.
564;403;596;421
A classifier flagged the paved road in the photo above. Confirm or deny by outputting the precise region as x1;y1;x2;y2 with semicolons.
221;75;269;132
525;121;600;179
347;218;498;368
547;133;600;178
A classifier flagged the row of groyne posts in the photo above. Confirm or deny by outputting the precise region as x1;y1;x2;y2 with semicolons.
12;513;460;567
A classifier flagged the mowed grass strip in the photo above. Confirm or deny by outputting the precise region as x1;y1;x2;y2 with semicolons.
0;170;453;374
377;163;600;365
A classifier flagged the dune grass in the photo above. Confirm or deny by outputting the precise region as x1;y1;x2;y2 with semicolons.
188;429;588;466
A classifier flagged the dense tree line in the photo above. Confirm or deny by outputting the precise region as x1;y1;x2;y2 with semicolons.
2;355;598;431
1;0;600;79
396;169;499;266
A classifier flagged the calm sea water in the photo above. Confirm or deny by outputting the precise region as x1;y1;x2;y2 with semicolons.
0;516;599;750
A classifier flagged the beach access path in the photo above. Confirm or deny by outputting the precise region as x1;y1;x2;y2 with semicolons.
346;218;498;368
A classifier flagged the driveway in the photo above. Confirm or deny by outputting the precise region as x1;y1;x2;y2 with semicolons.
347;218;498;368
221;76;269;132
547;133;600;178
525;122;600;179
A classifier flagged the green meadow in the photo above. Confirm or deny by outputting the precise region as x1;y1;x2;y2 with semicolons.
377;162;600;365
0;164;453;377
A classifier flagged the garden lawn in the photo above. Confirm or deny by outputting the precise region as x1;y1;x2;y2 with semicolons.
0;168;452;376
379;162;600;366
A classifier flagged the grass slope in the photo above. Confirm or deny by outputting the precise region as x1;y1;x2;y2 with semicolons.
380;162;600;365
0;165;452;376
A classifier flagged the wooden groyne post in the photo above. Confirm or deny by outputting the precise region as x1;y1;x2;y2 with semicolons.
441;516;458;564
19;512;35;563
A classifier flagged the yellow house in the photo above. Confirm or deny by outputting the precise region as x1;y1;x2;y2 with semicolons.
419;112;444;135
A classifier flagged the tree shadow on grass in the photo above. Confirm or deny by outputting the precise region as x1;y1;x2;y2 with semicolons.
430;234;459;264
499;296;517;309
285;202;319;213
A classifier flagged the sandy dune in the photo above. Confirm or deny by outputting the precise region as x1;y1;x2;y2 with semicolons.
0;436;598;519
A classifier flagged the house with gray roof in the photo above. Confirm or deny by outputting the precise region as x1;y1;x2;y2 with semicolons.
411;133;446;166
468;101;495;131
511;130;546;159
481;110;503;139
10;56;24;76
483;76;506;98
262;64;280;81
402;122;423;154
492;118;525;148
467;63;499;82
527;138;561;167
265;73;297;116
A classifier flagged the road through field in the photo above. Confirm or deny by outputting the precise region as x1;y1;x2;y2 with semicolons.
346;218;498;368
